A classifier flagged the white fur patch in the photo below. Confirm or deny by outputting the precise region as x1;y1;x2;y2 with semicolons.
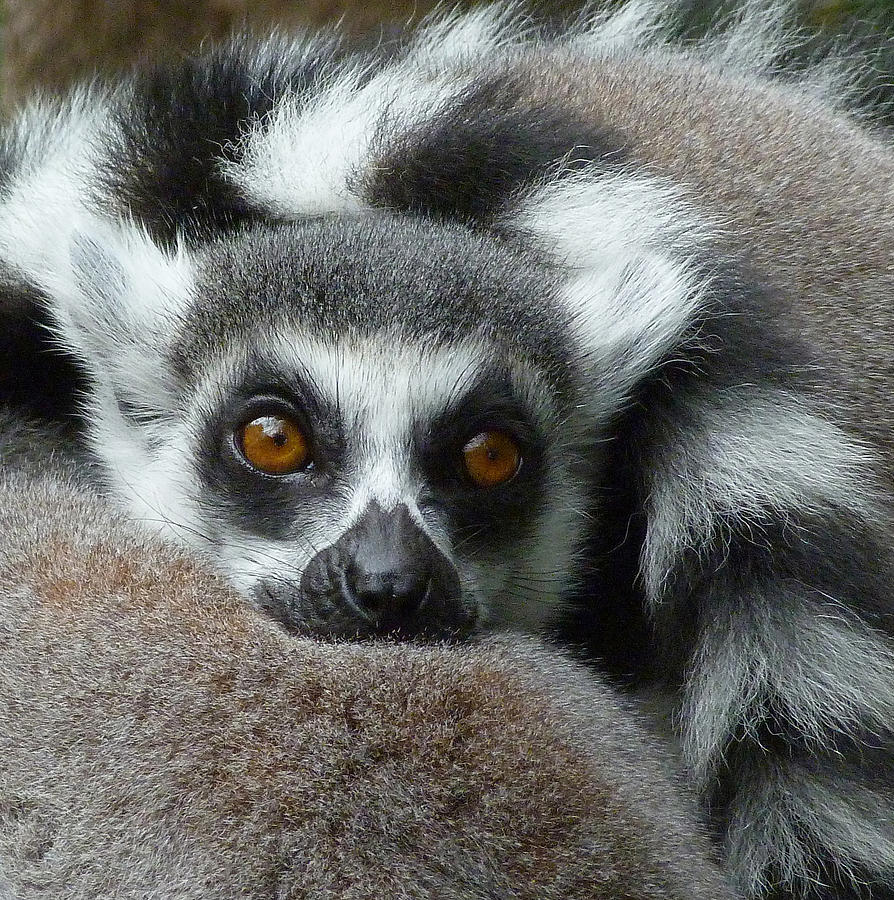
799;780;894;883
509;169;713;413
251;333;487;522
411;3;527;68
685;594;894;782
67;223;194;330
574;0;674;53
6;214;193;417
214;532;325;598
0;92;107;288
641;391;885;601
694;598;894;895
222;5;528;222
726;756;894;896
85;394;208;548
703;0;795;73
646;387;894;893
573;0;860;111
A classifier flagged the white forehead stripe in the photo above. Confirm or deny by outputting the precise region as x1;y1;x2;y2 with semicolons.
264;333;487;448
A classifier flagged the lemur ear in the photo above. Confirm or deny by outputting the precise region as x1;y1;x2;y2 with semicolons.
63;223;191;356
4;213;193;417
507;169;712;413
61;224;193;416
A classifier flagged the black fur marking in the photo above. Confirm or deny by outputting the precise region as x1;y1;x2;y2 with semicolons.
557;253;894;899
661;502;894;642
358;74;627;224
96;38;385;246
419;370;550;552
556;423;661;686
558;258;842;681
635;263;894;649
700;582;894;900
0;281;87;427
196;369;347;543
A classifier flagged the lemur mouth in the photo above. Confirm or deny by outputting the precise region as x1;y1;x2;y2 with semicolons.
254;583;478;643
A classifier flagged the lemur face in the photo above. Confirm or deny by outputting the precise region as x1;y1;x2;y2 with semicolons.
188;333;577;638
87;217;594;638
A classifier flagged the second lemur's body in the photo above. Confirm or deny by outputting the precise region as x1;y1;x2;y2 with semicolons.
0;4;893;898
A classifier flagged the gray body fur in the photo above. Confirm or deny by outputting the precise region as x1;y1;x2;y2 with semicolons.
0;3;892;898
0;409;735;899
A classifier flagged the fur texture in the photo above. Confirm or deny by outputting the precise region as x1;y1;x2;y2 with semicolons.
0;3;893;898
0;410;735;899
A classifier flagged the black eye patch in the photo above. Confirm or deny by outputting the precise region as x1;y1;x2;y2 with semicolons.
416;372;548;546
193;367;347;540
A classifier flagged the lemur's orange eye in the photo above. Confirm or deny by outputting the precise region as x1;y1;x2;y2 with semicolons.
239;414;309;475
462;431;521;488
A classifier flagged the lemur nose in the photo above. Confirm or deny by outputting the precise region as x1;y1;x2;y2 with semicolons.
297;500;466;638
341;504;435;627
347;569;430;618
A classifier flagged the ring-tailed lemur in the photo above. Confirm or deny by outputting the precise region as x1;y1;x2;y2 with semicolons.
0;408;736;899
0;3;892;898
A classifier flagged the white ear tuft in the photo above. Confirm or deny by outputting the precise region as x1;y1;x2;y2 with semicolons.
62;221;194;348
507;169;714;411
68;222;194;416
0;200;194;414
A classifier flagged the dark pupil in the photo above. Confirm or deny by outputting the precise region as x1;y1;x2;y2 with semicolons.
487;447;499;461
272;430;287;447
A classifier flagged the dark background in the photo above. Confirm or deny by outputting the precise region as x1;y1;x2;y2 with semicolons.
1;1;892;121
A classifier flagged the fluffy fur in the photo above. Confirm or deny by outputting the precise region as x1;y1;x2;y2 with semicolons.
0;409;735;899
1;3;893;898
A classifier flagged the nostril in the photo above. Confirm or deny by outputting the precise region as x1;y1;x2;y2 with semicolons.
351;570;429;615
